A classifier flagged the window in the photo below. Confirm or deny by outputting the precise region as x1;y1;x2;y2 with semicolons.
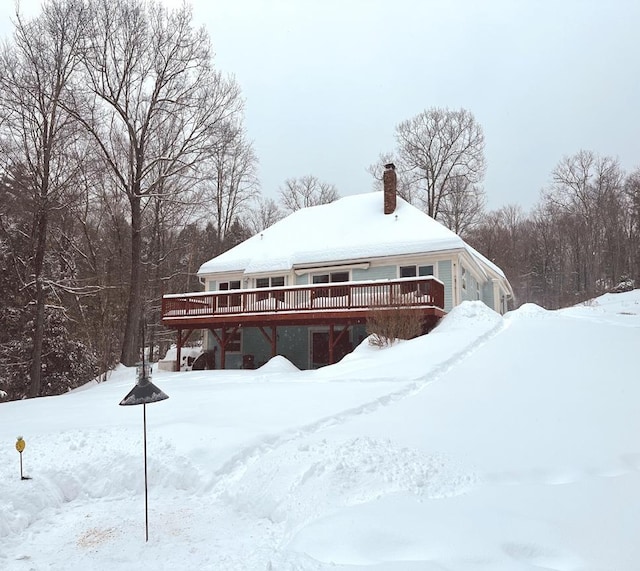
256;276;284;288
400;265;434;278
312;271;349;284
461;267;467;291
219;280;241;290
399;265;434;294
418;265;434;277
400;265;416;278
312;271;349;298
218;280;241;308
226;329;241;353
256;276;285;302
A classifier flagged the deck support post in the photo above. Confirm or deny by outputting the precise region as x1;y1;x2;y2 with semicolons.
210;325;240;370
328;324;352;365
271;326;277;357
220;328;227;369
209;328;224;368
176;328;182;372
258;326;278;358
175;329;194;372
329;325;335;364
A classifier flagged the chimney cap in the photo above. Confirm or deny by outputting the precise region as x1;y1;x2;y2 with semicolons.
384;163;396;170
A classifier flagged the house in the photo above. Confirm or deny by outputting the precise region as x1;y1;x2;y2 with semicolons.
161;164;513;370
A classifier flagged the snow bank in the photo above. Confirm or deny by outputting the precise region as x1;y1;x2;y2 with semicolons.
257;355;300;373
432;299;503;332
1;292;639;569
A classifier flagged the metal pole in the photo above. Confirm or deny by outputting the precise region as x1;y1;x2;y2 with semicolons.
19;452;23;479
143;402;148;542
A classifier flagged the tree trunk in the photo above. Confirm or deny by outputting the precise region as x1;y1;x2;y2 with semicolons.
29;205;49;397
120;195;142;366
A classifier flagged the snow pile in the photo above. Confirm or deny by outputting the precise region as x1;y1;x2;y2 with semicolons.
257;355;300;373
1;291;639;569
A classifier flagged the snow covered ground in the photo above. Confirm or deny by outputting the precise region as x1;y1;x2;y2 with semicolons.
1;291;639;570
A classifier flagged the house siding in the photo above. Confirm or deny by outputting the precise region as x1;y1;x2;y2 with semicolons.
204;331;242;368
460;268;480;303
205;326;309;370
277;327;310;369
240;326;310;370
352;265;396;281
242;328;270;368
296;274;309;285
209;323;371;371
240;327;306;369
352;324;368;347
438;260;453;311
482;281;496;312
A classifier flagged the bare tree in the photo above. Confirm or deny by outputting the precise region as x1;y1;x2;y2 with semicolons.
71;0;244;365
246;195;285;234
279;175;339;213
395;107;486;222
0;0;87;396
546;150;625;296
624;167;640;282
201;121;259;255
438;175;486;238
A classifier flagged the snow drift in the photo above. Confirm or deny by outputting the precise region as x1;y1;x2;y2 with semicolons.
1;293;639;570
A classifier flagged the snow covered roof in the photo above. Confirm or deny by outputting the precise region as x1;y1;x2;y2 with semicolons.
198;192;506;279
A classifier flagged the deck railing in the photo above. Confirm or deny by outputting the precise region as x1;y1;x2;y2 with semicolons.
162;276;445;321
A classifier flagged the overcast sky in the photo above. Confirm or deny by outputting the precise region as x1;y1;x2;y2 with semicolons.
2;0;639;211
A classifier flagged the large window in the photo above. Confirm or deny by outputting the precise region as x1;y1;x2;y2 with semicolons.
399;265;434;294
312;271;349;298
256;276;285;302
256;276;285;288
219;280;241;308
399;264;434;278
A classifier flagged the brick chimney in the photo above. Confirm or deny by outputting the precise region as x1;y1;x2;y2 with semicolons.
383;162;397;214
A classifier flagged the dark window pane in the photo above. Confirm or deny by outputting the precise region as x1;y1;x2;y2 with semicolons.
418;265;434;276
227;330;241;352
330;272;349;282
256;278;269;288
400;266;416;278
313;274;329;284
271;276;285;287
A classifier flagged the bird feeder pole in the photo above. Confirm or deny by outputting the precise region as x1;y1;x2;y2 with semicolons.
119;318;169;542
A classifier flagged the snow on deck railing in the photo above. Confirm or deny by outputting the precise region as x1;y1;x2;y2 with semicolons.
161;277;445;320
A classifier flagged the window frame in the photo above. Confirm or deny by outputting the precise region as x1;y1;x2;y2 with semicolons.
256;276;285;302
399;264;434;278
225;329;242;353
218;279;241;308
312;271;350;298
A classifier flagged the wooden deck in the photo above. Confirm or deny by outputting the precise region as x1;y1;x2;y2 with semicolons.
162;277;445;326
161;277;446;368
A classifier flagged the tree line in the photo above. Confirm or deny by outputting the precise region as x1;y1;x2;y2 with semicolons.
0;1;636;401
0;0;337;400
468;151;639;309
371;108;639;309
